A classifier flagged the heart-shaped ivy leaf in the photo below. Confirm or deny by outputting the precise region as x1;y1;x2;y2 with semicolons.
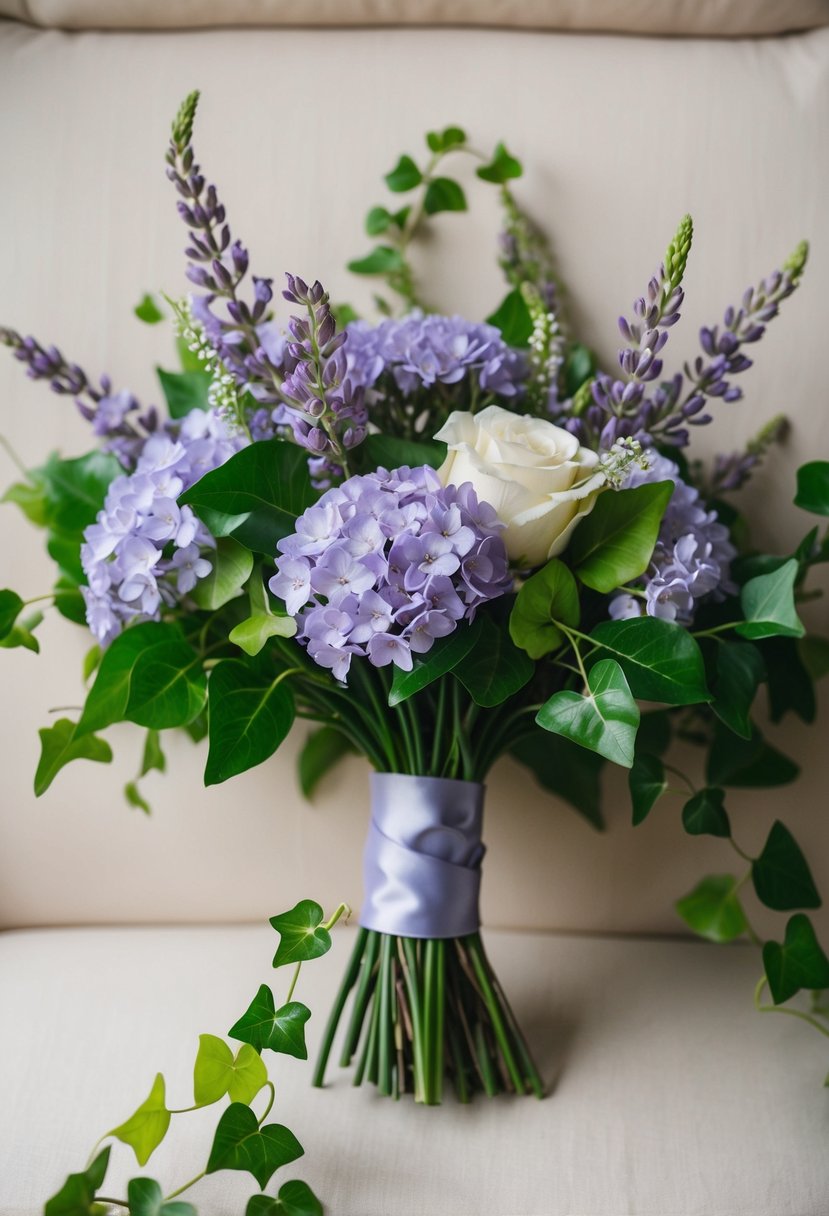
206;1103;304;1190
44;1146;111;1216
536;658;639;768
681;787;730;838
675;875;747;943
245;1180;323;1216
193;1034;268;1106
628;753;667;826
269;901;332;968
229;986;312;1060
126;1177;197;1216
108;1072;170;1166
762;914;829;1004
752;820;821;911
736;559;805;640
34;718;112;796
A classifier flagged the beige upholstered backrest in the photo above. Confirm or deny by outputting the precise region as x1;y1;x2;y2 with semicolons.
1;13;827;935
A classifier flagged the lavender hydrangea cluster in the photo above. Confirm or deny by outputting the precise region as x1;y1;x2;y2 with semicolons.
81;408;244;644
609;451;736;625
270;465;512;680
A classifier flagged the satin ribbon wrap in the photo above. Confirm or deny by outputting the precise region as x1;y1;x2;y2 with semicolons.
360;772;486;939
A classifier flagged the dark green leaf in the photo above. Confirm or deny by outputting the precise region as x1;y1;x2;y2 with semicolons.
476;142;522;183
425;125;466;153
109;1073;170;1166
485;288;533;348
706;723;799;788
0;588;23;639
347;246;405;276
205;659;295;786
563;344;596;398
0;616;40;653
752;820;821;911
423;177;467;215
761;637;815;724
736;559;804;640
53;574;86;625
298;726;354;800
46;528;85;583
636;709;672;756
389;616;482;706
510;733;605;829
127;1177;196;1216
629;753;666;825
763;914;829;1004
509;559;579;659
156;367;211;418
359;433;446;472
34;718;112;796
384;154;422;192
798;635;829;682
191;538;253;610
570;481;673;594
794;461;829;515
589;617;710;705
710;642;765;739
206;1103;303;1189
179;439;315;553
536;658;639;768
269;900;332;967
39;450;120;533
44;1147;111;1216
2;477;49;526
455;614;534;707
124;781;151;814
229;986;311;1060
365;206;391;236
134;293;165;324
681;787;730;838
246;1180;323;1216
675;875;747;943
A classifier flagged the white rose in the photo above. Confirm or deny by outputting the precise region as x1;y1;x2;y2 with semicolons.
435;405;606;567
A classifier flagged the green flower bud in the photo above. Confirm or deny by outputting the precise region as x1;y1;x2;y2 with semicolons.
783;239;809;282
664;214;693;293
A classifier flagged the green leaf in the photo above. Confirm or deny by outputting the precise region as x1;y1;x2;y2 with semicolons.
206;1103;304;1190
298;726;354;800
425;125;466;153
384;154;422;192
629;753;666;825
798;634;829;682
191;538;254;610
78;622;206;735
389;616;483;706
454;613;534;707
134;293;165;324
39;450;121;533
736;559;804;640
570;481;673;594
269;900;332;967
365;206;392;235
423;177;467;215
230;612;298;656
563;344;597;398
246;1180;323;1216
124;780;151;814
141;729;166;777
44;1147;111;1216
637;709;672;756
83;644;102;683
229;986;312;1060
752;820;821;911
0;588;23;639
510;733;605;829
53;574;87;624
485;288;533;348
763;914;829;1004
126;1177;196;1216
706;723;799;788
476;142;522;183
156;367;211;418
0;619;40;653
761;637;815;724
2;477;49;526
109;1073;170;1167
179;439;315;554
347;246;405;276
589;617;710;705
681;787;730;838
205;659;295;785
675;875;747;942
47;527;85;583
536;658;639;767
34;718;112;796
359;433;447;472
794;460;829;515
509;559;579;659
193;1034;267;1106
710;642;765;739
176;334;204;373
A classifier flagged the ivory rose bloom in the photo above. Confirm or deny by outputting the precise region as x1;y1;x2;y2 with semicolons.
435;405;606;567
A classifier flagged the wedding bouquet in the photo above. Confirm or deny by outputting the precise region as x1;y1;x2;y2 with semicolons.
3;93;829;1107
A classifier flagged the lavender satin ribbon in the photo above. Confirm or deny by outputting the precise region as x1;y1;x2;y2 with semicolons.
360;772;486;939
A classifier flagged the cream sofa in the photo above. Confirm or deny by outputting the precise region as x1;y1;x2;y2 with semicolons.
1;5;829;1214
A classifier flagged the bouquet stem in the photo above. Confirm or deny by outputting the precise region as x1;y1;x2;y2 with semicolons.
313;929;544;1103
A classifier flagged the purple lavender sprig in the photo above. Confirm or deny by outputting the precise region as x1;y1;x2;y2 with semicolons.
710;414;790;495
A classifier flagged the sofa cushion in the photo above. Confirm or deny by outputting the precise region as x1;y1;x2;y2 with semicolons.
1;924;826;1215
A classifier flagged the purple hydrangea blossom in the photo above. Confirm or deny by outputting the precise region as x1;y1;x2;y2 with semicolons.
81;408;245;644
608;450;737;625
270;465;512;681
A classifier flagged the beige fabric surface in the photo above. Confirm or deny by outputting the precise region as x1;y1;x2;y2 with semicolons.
2;923;828;1216
1;21;828;934
2;0;829;36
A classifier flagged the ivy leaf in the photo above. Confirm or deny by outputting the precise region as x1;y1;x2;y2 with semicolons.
384;154;422;192
156;367;211;418
108;1073;170;1166
509;559;579;659
34;718;112;796
229;612;298;657
794;460;829;515
485;288;533;347
570;481;673;594
389;616;482;706
536;658;639;768
454;614;534;707
229;986;312;1060
0;588;24;640
510;733;605;829
193;1034;267;1106
735;559;804;640
425;125;466;153
205;659;295;786
141;730;166;777
346;246;405;276
628;753;666;825
706;723;799;788
752;820;821;911
761;637;815;725
588;617;710;705
44;1146;111;1216
298;726;354;800
191;538;253;610
124;781;151;814
365;206;391;236
675;875;747;943
206;1103;304;1190
269;900;332;967
134;293;165;324
246;1181;323;1216
126;1178;196;1216
476;142;522;183
2;477;49;527
423;177;467;215
798;634;829;682
710;642;765;739
78;622;206;735
763;914;829;1004
358;433;447;472
681;787;730;838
